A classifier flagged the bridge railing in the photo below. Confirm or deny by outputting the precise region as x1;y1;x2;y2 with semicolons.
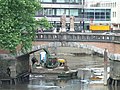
114;35;120;43
35;32;119;43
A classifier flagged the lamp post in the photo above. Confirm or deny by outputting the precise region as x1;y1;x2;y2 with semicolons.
79;20;82;32
53;21;57;33
82;0;85;32
79;0;85;32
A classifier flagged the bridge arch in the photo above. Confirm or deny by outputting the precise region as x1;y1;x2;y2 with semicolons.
34;32;120;59
32;41;120;60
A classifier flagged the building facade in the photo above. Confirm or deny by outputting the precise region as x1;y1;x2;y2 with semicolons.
86;0;120;31
100;0;120;30
84;4;111;31
36;0;120;32
36;0;85;32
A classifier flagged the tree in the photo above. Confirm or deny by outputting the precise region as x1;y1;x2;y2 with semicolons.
37;17;53;31
0;0;41;54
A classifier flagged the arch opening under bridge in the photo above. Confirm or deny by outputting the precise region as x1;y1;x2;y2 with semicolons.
32;42;120;61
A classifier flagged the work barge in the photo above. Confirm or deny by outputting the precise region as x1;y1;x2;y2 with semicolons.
0;49;78;85
31;66;78;80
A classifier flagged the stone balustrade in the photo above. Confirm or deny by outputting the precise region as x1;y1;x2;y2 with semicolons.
35;32;120;43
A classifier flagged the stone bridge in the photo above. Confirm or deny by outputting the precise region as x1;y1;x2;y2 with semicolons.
33;32;120;60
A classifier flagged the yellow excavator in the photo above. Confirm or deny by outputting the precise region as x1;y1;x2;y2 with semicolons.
40;48;66;69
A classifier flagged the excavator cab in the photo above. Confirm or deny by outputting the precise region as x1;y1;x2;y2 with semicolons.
45;57;58;68
40;48;59;69
40;48;67;69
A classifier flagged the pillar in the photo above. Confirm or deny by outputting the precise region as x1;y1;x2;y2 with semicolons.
70;15;75;32
60;13;66;32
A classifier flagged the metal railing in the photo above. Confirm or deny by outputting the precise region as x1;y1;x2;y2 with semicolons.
35;32;120;43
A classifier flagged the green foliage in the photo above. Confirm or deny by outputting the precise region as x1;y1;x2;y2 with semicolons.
0;0;41;54
37;17;53;30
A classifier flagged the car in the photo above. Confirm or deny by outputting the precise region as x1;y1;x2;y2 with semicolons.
102;32;116;35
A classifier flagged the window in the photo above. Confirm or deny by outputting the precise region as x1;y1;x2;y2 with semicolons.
70;9;78;16
76;0;82;3
106;12;110;15
56;0;83;3
56;9;65;16
65;9;69;16
95;9;101;12
89;12;94;15
106;16;110;21
65;0;70;3
89;16;94;19
101;12;105;15
41;0;52;2
56;0;65;3
115;2;116;7
95;16;100;19
101;16;105;20
44;9;54;16
95;12;100;15
114;12;116;17
113;12;114;17
85;9;111;21
89;9;94;12
70;0;75;3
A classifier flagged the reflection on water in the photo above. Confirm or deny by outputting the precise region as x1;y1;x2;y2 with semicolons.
1;76;120;90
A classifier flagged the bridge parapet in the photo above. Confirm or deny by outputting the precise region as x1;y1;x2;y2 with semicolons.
114;35;120;43
35;32;119;43
34;32;120;61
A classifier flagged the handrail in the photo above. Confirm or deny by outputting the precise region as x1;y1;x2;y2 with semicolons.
35;32;120;43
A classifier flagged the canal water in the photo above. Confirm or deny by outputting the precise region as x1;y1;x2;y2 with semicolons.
0;47;120;90
0;77;120;90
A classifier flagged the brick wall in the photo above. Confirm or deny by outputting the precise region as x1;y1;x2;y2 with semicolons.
0;50;9;54
79;42;120;54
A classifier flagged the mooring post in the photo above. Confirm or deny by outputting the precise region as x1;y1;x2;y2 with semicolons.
104;48;108;85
